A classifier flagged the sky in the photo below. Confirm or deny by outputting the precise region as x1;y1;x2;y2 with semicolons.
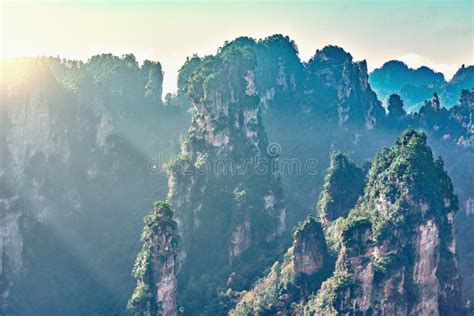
1;0;473;94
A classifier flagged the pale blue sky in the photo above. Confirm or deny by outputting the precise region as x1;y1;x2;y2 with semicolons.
2;0;473;93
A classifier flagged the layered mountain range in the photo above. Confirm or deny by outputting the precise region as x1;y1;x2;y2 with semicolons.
1;35;473;315
370;60;474;111
234;130;463;315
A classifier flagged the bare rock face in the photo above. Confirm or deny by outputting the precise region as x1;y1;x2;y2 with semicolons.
227;37;389;229
0;195;24;312
309;130;463;315
167;44;286;312
306;45;385;130
412;219;441;315
293;217;328;275
0;62;75;311
232;216;331;315
229;217;252;258
128;202;178;316
1;56;188;314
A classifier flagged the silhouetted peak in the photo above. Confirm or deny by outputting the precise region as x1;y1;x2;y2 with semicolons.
311;45;353;65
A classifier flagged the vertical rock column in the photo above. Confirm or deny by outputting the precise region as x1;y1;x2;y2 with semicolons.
129;202;179;316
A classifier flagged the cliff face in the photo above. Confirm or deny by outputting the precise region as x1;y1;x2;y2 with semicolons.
306;46;385;130
229;37;387;227
0;62;75;311
317;152;365;227
0;57;189;314
167;45;286;313
233;216;331;315
293;218;329;275
2;36;472;315
128;202;179;316
227;36;472;307
234;130;463;315
309;130;463;315
0;193;24;312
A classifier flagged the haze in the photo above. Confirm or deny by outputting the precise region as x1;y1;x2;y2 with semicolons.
1;0;473;94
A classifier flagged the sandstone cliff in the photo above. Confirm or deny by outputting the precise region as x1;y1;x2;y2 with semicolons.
0;56;189;314
234;130;463;315
166;44;286;313
128;202;179;316
233;216;331;315
309;130;463;315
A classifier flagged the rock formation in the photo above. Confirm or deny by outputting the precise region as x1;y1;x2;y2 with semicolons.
224;36;387;226
0;56;189;314
1;35;472;315
234;130;463;315
317;152;365;227
306;45;385;130
308;130;463;315
369;61;473;111
0;179;24;313
293;217;329;275
128;202;179;316
233;216;331;315
166;43;286;313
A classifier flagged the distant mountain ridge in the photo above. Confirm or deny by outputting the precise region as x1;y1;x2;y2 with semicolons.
369;60;474;111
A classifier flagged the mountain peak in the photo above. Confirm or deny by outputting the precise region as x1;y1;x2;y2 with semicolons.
311;45;353;64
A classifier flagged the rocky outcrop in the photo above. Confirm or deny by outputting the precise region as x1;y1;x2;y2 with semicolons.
167;44;286;313
306;45;385;129
308;130;463;315
222;37;388;227
0;194;24;313
233;216;331;315
2;36;472;315
235;131;463;316
0;61;71;311
0;56;189;314
128;202;179;316
293;217;329;275
369;60;445;107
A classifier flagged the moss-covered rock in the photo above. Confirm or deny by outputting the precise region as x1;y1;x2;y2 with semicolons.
232;217;332;315
128;202;179;316
310;129;463;315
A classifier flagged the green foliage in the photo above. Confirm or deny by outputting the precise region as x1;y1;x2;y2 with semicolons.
306;129;462;314
128;201;178;315
184;45;257;104
340;215;371;248
127;282;153;314
6;36;472;315
164;35;297;316
234;217;333;315
323;217;346;255
318;152;365;225
3;54;192;315
307;272;358;314
361;129;458;241
372;253;402;281
233;186;247;203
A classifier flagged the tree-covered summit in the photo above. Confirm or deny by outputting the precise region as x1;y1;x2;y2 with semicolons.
309;129;462;314
128;201;179;316
317;152;365;227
